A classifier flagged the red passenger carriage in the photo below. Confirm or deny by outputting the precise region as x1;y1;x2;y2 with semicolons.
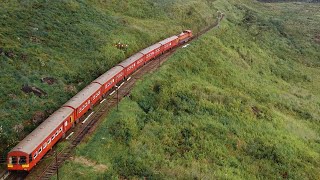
140;43;162;63
93;66;124;95
117;53;144;78
7;107;74;171
158;36;179;52
63;83;102;121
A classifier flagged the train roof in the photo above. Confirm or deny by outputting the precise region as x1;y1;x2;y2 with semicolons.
9;107;73;154
63;83;101;109
139;43;162;55
158;36;178;45
117;53;143;67
93;66;123;85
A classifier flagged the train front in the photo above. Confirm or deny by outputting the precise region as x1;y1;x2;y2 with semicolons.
178;30;193;43
7;150;32;171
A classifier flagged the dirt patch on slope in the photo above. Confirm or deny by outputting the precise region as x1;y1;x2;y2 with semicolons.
41;77;57;85
64;84;77;93
21;84;47;97
71;156;107;172
314;34;320;44
32;111;46;124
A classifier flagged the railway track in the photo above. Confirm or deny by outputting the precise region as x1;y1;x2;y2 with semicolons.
3;19;221;180
0;171;27;180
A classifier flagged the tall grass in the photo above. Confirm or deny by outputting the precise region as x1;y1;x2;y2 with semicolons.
56;0;320;179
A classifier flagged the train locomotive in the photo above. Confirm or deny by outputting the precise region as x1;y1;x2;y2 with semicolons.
7;30;193;171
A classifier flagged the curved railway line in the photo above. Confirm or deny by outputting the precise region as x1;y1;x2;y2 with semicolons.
30;42;176;180
2;19;221;180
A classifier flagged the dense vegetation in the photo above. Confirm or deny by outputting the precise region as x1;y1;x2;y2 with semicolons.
1;0;319;179
54;0;320;179
0;0;216;156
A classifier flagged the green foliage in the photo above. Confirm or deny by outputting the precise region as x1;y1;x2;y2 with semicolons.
108;112;139;145
1;0;320;179
57;0;320;179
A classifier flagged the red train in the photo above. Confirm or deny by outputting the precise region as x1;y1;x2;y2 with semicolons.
7;30;193;171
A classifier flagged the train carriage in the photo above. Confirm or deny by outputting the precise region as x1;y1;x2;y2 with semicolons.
140;43;162;63
158;36;179;52
93;66;124;95
117;53;144;78
63;83;102;121
7;107;74;171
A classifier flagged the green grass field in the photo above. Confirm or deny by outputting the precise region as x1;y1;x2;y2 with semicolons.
54;0;320;179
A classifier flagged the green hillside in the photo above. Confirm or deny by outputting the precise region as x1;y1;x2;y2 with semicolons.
0;0;216;156
1;0;320;179
55;0;320;179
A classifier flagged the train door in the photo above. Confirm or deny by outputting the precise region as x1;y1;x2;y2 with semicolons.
70;115;74;124
67;114;75;128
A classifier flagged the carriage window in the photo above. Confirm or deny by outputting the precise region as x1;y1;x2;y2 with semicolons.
29;154;32;162
11;156;17;164
55;131;58;136
19;156;26;164
43;142;47;149
59;127;62;132
47;138;51;144
51;135;55;141
38;147;42;154
33;152;38;159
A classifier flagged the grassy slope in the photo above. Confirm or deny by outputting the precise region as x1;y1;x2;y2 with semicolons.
56;0;320;179
0;0;216;156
